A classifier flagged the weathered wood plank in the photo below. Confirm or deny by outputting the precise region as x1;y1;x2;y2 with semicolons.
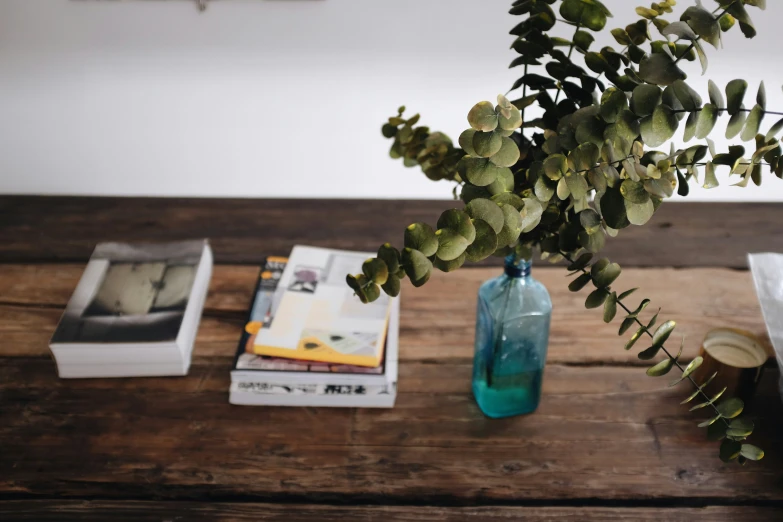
2;501;782;522
1;197;780;267
1;359;781;503
0;265;769;365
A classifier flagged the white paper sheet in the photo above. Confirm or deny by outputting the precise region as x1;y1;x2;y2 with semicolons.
747;253;783;399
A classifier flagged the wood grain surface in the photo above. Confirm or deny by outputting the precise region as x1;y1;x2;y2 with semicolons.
2;196;782;521
1;196;781;267
1;358;782;504
2;501;783;522
0;264;770;364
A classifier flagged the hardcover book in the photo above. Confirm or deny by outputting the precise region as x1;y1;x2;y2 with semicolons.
252;246;392;368
49;240;213;378
230;254;398;408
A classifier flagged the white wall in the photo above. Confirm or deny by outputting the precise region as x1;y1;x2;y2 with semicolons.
0;0;781;201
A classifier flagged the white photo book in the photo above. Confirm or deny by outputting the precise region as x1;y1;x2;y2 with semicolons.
49;240;213;378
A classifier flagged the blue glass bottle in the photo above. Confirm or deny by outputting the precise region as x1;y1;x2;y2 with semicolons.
472;255;552;418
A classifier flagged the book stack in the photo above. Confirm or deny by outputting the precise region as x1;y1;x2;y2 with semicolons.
49;240;213;378
230;246;398;408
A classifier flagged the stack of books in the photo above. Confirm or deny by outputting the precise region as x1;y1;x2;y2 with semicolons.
230;246;399;408
49;240;213;378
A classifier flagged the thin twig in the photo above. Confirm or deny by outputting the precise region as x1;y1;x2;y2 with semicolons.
559;251;731;429
554;23;581;104
671;107;783;117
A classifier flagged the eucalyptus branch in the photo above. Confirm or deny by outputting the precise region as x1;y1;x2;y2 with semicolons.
559;251;725;418
557;250;761;462
354;0;772;465
672;107;783;118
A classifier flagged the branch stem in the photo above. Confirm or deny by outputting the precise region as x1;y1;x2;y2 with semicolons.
559;252;731;429
673;1;738;65
554;23;581;104
671;107;783;117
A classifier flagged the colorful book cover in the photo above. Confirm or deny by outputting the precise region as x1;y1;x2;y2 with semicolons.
252;246;392;368
233;256;385;375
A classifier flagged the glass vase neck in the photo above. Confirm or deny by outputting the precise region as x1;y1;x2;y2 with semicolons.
504;254;531;278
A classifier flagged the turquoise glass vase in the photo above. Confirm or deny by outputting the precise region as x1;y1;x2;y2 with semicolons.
472;255;552;418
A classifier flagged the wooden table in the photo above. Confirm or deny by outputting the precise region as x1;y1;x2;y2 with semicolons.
2;196;783;521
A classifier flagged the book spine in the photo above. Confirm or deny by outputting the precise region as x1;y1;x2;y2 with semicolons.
231;381;394;397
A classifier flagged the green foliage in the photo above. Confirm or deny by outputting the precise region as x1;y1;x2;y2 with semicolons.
347;0;772;464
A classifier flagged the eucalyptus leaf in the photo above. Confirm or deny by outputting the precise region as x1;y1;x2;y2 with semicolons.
435;228;469;261
717;397;744;419
631;84;662;117
740;444;764;461
765;117;783;141
466;198;504;234
625;326;645;351
362;258;389;285
619;316;637;335
638;53;686;86
496;204;524;247
726;418;754;438
520;197;544;233
690;386;728;411
620;179;649;204
377;243;401;274
723;111;745;140
565;173;589;200
600;87;628;123
741;104;765;142
559;0;612;32
437;209;476;243
401;248;433;287
638;345;662;361
498;107;523;131
586;288;610;309
603;292;617;323
381;274;401;297
625;198;655;226
473;131;503;158
682;5;721;48
647;355;676;376
683;111;698;142
544;154;568;180
640;105;678;147
627;299;651;319
695;103;719;139
534;175;556;204
569;272;593;292
490;137;521;167
404;223;438;257
726;79;748;115
346;274;371;304
598;186;631;230
591;258;621;288
652;320;676;347
703;161;719;189
465;219;498;262
460;157;507;187
708;80;725;108
567;252;593;271
697;413;722;428
681;371;719;404
467;101;498;131
671;80;703;112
